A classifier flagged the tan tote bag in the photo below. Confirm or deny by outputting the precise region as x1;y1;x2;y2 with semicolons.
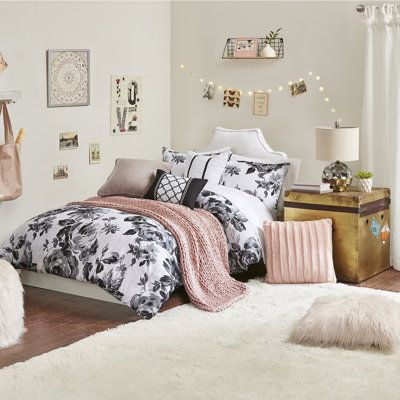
0;102;22;201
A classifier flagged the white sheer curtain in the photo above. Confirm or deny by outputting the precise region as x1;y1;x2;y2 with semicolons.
362;4;400;269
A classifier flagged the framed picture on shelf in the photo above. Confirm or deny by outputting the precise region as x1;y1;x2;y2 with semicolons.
47;49;90;107
234;37;258;58
252;92;269;116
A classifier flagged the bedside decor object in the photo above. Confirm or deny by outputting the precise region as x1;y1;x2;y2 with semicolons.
284;188;391;283
47;49;89;107
0;52;8;73
260;28;281;58
292;183;332;194
59;132;78;150
316;124;359;192
264;219;336;284
89;143;101;164
223;89;240;108
234;37;258;58
290;294;400;351
355;171;373;193
252;92;268;116
111;75;142;135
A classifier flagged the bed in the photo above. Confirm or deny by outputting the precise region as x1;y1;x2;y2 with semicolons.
0;127;300;318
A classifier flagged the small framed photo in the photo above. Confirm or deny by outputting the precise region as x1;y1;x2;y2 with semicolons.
59;132;78;150
290;80;307;96
47;49;90;107
89;143;101;164
53;165;69;180
253;92;269;116
234;37;258;58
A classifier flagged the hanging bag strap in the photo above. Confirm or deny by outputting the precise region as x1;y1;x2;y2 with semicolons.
0;102;14;144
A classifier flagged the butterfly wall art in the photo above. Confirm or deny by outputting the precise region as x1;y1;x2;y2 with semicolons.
223;89;241;108
110;75;142;135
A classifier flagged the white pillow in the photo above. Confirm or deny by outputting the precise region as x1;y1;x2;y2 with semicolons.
230;154;301;212
194;147;231;155
186;151;231;183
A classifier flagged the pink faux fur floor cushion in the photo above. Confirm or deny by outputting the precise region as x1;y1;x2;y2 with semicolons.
70;196;248;312
264;219;336;284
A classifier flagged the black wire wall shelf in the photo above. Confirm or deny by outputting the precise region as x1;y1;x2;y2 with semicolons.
222;37;284;59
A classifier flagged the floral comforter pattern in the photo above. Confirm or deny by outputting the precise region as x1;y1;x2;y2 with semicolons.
0;190;262;318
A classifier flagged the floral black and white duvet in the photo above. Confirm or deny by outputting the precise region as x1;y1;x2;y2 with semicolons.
0;183;272;318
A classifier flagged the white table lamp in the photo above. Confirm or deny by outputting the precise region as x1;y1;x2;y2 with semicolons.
316;124;359;192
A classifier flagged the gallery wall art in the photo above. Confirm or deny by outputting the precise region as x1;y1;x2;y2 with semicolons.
59;132;79;150
110;75;142;135
47;49;90;107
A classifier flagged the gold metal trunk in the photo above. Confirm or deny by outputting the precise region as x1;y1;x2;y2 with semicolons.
284;188;391;283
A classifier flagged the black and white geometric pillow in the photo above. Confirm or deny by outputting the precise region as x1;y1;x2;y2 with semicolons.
221;159;290;213
145;169;207;209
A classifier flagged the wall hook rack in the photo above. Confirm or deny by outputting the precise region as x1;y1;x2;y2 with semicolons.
0;91;22;104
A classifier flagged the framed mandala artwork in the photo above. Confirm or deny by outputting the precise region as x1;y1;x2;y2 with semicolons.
46;49;90;107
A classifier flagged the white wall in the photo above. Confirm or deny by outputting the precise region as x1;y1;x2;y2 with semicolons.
171;1;365;182
0;1;170;243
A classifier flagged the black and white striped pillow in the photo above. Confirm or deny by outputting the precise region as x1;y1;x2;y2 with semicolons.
184;151;231;183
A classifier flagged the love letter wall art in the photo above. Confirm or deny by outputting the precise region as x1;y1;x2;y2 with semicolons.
110;75;142;135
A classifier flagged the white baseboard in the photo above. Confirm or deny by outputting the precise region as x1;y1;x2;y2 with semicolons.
21;270;121;304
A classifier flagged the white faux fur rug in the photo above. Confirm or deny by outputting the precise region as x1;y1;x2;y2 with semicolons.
1;280;400;399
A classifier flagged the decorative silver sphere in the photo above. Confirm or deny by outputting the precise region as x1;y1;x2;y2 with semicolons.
322;160;352;192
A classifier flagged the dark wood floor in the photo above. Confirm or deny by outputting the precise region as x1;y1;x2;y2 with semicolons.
1;267;400;369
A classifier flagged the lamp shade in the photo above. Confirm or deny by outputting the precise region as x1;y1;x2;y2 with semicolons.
316;127;359;161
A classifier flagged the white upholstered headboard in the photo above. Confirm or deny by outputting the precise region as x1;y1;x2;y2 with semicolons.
202;127;287;160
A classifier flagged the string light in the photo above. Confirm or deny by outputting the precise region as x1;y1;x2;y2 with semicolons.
179;64;340;118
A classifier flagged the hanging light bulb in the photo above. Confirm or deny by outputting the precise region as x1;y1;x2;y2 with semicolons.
299;78;304;82
180;64;185;69
316;76;321;80
308;71;313;76
278;86;283;91
319;86;324;92
288;81;293;85
218;85;223;90
324;97;330;102
267;89;272;93
209;81;213;85
200;78;204;82
331;108;336;114
248;91;252;95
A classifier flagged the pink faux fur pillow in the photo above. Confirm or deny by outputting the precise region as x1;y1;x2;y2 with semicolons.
264;219;336;284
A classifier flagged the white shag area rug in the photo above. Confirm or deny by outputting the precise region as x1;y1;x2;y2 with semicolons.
1;280;400;400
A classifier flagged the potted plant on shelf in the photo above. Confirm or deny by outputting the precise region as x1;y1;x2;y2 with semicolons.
355;171;374;192
261;28;281;58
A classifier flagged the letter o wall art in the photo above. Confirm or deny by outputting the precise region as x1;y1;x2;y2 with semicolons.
110;75;142;135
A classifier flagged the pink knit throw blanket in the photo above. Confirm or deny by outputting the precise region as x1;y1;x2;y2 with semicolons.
70;196;248;312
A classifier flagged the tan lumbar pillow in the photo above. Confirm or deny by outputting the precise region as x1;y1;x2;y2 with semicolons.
98;158;171;198
290;294;400;351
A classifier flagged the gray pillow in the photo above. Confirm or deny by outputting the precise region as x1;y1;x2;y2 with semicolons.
98;158;172;198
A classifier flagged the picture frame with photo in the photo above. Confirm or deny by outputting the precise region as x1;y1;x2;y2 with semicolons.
89;143;101;164
47;49;90;108
53;165;69;180
290;80;307;96
234;37;258;58
253;92;269;116
59;132;79;150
